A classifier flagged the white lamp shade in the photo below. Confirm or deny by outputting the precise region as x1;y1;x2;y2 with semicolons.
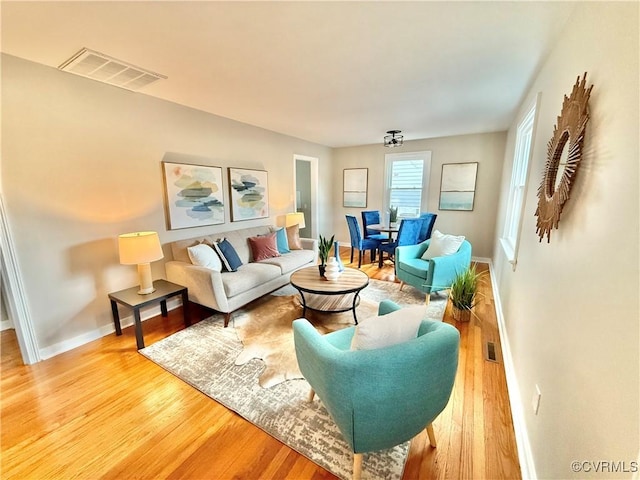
285;212;306;229
118;231;164;265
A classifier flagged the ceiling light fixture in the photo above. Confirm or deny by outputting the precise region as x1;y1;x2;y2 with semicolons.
384;130;404;147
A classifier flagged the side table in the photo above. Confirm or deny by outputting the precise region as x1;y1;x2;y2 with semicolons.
108;279;189;349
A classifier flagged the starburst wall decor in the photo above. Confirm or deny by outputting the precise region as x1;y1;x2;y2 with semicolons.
535;72;593;242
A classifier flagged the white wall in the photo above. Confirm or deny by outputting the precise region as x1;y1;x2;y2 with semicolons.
493;3;639;478
1;54;332;357
332;132;506;258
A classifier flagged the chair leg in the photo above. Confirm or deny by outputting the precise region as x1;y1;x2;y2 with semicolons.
308;389;315;402
350;247;354;264
370;249;376;262
378;248;383;268
358;250;362;268
353;453;363;480
399;281;405;291
426;423;437;447
425;293;431;305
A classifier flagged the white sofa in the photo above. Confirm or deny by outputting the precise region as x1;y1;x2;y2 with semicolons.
165;225;318;326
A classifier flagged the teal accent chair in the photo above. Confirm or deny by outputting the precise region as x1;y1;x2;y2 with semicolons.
396;239;472;303
293;300;460;480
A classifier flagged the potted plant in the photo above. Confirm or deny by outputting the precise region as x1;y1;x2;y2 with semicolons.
449;265;483;322
389;205;398;224
318;234;335;277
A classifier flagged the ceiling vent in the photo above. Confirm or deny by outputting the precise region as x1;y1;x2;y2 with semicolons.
58;48;167;91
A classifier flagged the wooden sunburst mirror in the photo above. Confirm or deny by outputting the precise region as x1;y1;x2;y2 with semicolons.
535;72;593;242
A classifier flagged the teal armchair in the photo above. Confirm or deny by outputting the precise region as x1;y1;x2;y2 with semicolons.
293;300;460;480
395;239;472;303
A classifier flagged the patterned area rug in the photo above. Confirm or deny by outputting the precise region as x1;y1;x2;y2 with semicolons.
140;279;447;480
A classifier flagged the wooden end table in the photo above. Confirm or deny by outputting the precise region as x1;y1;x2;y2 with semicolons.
290;266;369;324
108;279;189;349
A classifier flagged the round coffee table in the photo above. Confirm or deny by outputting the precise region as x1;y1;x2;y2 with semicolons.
290;266;369;324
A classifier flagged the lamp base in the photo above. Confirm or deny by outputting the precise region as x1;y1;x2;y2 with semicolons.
137;263;155;295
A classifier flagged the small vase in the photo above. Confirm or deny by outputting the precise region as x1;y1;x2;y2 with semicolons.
325;257;341;282
333;241;345;272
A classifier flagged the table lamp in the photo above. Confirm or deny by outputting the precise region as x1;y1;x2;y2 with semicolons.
285;212;306;229
118;231;164;294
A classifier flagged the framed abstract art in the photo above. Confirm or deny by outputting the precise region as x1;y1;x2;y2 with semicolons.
162;161;225;230
228;167;269;221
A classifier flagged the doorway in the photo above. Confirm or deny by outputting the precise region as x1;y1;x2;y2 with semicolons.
293;154;318;239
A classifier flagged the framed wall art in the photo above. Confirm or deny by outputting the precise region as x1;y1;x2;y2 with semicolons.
162;161;225;230
228;167;269;221
343;168;368;208
439;162;478;211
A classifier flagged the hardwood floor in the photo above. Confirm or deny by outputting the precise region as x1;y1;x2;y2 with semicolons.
1;250;521;479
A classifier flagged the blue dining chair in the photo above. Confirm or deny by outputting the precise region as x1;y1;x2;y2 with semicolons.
378;218;423;267
361;211;387;241
418;213;438;243
345;215;382;268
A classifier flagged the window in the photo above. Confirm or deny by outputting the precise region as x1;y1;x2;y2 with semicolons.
501;98;538;267
384;151;432;219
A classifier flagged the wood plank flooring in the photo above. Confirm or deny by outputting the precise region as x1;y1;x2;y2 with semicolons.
1;249;521;479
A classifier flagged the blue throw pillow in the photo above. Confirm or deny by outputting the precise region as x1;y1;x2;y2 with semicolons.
212;238;243;272
274;227;290;254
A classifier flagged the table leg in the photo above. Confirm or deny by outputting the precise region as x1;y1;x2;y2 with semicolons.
133;308;144;350
297;291;308;318
110;300;122;336
181;291;190;327
160;300;168;317
352;293;360;325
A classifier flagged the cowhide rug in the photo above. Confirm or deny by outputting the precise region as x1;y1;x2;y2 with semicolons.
230;280;447;388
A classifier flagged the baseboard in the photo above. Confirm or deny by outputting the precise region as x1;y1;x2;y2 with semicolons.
472;256;491;264
38;297;183;360
1;319;14;331
487;260;537;479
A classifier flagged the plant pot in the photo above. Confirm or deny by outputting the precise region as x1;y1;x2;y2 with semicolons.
318;264;326;278
452;305;472;323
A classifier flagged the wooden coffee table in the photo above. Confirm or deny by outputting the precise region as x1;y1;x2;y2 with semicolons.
290;266;369;324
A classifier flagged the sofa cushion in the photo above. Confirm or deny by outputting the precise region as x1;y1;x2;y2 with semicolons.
258;249;316;274
221;263;281;298
272;227;290;254
350;305;426;350
213;239;243;272
286;224;303;250
422;230;465;259
187;243;222;271
248;232;280;261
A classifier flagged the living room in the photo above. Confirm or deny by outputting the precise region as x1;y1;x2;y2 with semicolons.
1;2;638;479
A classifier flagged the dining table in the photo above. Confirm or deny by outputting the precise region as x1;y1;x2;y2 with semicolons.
366;223;400;241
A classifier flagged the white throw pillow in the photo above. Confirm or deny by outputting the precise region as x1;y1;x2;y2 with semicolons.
421;230;465;260
187;243;222;272
350;305;427;351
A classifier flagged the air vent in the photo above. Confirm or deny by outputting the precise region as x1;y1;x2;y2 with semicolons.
58;48;167;91
486;341;498;363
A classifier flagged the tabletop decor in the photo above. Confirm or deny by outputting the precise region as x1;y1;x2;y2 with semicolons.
535;72;592;242
228;167;269;221
162;161;225;229
439;162;478;211
388;205;398;224
318;234;335;277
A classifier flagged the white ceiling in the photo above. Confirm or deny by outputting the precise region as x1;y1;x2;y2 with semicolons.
1;1;575;148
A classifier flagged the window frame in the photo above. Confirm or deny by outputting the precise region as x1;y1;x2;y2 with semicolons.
383;151;432;221
501;95;540;268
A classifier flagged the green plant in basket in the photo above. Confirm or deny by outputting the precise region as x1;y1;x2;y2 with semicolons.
318;234;335;266
389;205;398;223
449;265;484;322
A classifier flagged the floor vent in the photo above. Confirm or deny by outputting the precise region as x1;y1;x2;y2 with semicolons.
485;341;498;363
58;48;167;92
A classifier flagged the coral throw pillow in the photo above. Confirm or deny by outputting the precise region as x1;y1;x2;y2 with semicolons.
248;233;281;261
